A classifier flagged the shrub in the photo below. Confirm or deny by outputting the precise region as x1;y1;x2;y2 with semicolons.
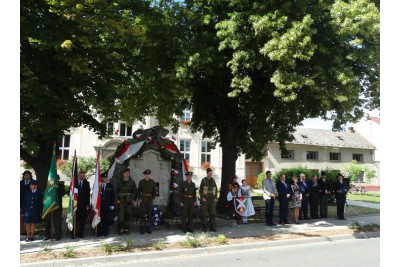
61;245;76;258
40;244;52;254
125;239;134;249
349;221;362;230
212;234;228;245
101;243;125;255
153;241;166;250
274;166;313;185
179;232;209;248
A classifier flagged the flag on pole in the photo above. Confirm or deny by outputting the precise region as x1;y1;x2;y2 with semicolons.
66;150;78;231
114;141;145;164
91;151;102;228
42;143;59;219
182;159;189;181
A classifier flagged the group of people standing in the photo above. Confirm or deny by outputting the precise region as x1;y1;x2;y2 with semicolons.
262;171;349;226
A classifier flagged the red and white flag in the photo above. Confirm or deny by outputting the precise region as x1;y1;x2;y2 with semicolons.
115;141;145;164
91;151;102;228
182;159;189;181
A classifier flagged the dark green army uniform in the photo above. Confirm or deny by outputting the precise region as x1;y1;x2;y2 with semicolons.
199;168;218;232
114;178;137;234
180;174;196;233
137;169;156;234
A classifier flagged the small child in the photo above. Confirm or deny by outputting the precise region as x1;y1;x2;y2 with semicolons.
22;180;42;241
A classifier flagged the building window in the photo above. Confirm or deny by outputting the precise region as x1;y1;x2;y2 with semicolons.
281;150;294;159
180;140;191;162
353;154;364;163
181;109;192;121
106;122;114;135
201;140;211;164
306;151;318;160
57;135;70;160
329;152;341;161
118;122;132;137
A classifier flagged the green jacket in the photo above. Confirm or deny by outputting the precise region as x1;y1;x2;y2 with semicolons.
199;177;217;199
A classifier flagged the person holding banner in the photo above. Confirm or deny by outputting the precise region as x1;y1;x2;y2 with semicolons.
76;171;90;238
43;175;66;241
237;179;255;224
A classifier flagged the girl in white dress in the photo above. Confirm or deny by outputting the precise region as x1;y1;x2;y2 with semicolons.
238;180;255;224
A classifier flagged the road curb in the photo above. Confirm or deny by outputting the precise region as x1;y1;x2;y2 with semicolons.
21;231;379;267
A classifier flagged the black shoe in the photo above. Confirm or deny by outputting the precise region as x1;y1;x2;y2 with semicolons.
42;237;51;241
202;225;207;232
337;217;342;220
284;221;290;224
25;238;30;242
124;229;130;235
146;226;152;234
210;225;217;232
140;226;145;235
342;217;346;220
29;237;34;241
316;217;321;219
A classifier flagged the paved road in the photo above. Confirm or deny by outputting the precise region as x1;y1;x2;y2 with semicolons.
90;237;379;267
346;200;380;210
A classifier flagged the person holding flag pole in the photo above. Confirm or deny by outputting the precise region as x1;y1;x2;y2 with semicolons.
41;143;60;240
66;150;79;239
91;151;102;236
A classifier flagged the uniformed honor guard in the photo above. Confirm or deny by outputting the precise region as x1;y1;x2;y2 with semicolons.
137;169;156;234
199;168;218;232
115;168;137;235
99;172;115;237
180;172;197;233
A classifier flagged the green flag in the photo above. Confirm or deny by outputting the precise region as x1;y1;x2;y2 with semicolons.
42;143;59;219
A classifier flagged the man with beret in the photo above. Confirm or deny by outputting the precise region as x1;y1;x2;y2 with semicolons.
98;172;115;237
43;175;66;241
137;169;156;234
180;171;197;233
199;168;218;232
20;170;33;235
115;168;137;235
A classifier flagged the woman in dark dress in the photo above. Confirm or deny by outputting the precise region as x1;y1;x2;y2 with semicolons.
22;180;42;241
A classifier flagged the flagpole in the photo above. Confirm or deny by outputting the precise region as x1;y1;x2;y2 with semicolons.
95;225;98;237
73;212;76;239
51;212;54;241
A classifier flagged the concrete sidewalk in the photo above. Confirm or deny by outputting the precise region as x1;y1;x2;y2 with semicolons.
20;214;380;255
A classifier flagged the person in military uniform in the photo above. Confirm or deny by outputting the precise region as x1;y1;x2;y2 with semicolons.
99;171;115;237
137;169;156;234
43;175;66;241
114;168;137;235
199;168;218;232
180;172;197;233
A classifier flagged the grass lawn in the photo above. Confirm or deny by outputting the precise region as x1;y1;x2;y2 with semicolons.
346;192;380;204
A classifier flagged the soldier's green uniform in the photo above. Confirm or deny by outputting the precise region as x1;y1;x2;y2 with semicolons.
199;168;218;232
180;172;196;233
114;176;137;235
137;169;156;234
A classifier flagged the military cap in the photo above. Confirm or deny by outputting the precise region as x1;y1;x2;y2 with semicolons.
143;169;151;174
206;168;213;173
101;171;108;178
22;170;32;175
185;171;193;176
121;167;130;173
30;180;38;185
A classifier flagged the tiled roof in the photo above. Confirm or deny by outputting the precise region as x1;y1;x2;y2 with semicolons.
368;116;380;125
287;128;375;149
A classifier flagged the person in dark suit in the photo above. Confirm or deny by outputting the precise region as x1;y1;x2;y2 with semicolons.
43;175;67;241
299;173;310;220
75;171;90;238
318;171;331;218
21;180;42;241
333;173;349;220
277;174;291;225
99;171;115;237
20;170;33;235
309;175;320;219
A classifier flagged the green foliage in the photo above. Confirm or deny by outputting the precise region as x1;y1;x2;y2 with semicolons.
344;160;376;183
59;157;110;179
39;244;53;254
212;234;228;245
60;245;76;258
101;243;125;255
274;166;313;185
153;241;166;250
349;222;379;232
125;240;134;249
349;221;362;230
179;232;209;248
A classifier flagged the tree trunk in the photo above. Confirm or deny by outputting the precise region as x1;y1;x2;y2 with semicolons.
20;138;56;193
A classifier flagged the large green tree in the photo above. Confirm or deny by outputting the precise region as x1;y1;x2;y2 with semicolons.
20;0;152;189
172;0;379;203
